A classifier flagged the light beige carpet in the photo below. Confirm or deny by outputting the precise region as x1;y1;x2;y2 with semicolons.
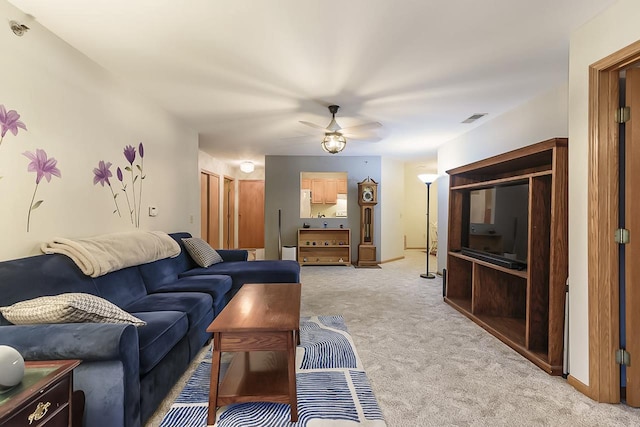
147;250;640;426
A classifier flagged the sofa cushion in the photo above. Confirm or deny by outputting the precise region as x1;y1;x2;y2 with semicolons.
133;311;188;375
138;233;196;289
149;275;233;315
179;260;301;294
92;265;149;308
123;292;212;329
0;293;146;326
182;237;223;267
0;254;99;307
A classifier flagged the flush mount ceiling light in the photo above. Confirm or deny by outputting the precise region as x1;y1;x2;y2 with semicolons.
321;132;347;154
240;161;255;173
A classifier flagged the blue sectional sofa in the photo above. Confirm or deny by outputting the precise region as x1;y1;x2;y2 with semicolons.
0;232;300;427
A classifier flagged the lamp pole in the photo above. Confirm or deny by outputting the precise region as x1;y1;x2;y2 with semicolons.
418;174;438;279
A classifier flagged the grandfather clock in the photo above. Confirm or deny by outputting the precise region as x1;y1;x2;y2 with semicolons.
356;177;379;267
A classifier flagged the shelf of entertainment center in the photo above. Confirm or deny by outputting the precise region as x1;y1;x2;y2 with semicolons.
449;170;552;191
448;251;527;278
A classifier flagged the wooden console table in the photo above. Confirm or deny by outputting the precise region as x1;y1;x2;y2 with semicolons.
206;283;301;424
298;228;350;265
0;359;83;426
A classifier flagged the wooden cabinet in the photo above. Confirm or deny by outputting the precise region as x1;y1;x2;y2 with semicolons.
0;360;83;426
310;179;324;203
337;178;347;194
445;138;568;375
298;228;350;266
324;180;338;204
310;179;338;204
301;179;310;190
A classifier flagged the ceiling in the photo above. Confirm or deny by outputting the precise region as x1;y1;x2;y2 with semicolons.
7;0;615;167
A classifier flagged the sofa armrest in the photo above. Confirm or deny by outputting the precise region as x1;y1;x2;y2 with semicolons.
0;323;139;363
216;249;248;262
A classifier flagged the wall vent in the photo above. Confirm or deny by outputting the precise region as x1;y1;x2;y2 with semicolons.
462;113;487;124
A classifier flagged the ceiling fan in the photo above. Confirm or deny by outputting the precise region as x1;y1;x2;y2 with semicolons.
299;105;382;154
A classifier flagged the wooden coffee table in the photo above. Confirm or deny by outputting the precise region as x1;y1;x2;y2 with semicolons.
206;283;301;425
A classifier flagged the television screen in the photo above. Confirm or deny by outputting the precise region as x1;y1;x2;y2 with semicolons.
465;183;529;266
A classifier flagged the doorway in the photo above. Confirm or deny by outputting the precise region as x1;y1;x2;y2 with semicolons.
200;171;220;248
238;180;265;248
587;40;640;406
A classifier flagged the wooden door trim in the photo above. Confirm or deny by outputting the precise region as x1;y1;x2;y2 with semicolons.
587;39;640;402
223;176;235;249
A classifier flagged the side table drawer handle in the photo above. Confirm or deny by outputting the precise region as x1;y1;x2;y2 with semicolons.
28;401;51;424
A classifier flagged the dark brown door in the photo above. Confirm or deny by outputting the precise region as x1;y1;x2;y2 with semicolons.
624;67;640;407
238;180;265;248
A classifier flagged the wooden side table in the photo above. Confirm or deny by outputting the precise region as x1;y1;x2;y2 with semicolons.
0;360;83;427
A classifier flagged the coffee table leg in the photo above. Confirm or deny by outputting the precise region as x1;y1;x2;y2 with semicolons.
207;334;222;425
288;331;298;422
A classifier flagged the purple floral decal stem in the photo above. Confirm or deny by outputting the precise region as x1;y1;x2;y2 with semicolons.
0;105;27;146
23;149;61;232
93;160;121;217
123;144;139;226
116;166;134;224
136;142;145;227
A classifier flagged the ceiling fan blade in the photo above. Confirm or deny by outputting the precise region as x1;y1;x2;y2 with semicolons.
299;120;328;131
339;122;383;133
346;135;383;143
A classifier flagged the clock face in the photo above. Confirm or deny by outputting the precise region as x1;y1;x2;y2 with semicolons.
362;187;374;202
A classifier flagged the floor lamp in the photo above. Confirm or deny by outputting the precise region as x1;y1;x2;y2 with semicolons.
418;174;438;279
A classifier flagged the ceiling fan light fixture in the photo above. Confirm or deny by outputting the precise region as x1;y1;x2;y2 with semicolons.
321;132;347;154
239;161;255;173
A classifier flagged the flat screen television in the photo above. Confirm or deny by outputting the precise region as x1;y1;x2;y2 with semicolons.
461;182;529;270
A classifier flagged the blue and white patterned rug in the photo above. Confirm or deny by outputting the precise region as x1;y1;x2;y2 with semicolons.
160;315;387;427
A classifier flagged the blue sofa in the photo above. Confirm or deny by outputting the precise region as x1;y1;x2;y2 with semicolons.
0;232;300;427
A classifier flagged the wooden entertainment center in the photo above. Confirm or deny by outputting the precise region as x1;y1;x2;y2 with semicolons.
445;138;568;374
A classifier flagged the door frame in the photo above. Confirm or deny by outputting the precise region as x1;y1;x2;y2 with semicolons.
223;176;235;249
585;39;640;402
200;169;220;247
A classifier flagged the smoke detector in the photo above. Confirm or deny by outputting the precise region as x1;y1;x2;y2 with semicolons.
9;21;29;37
462;113;487;124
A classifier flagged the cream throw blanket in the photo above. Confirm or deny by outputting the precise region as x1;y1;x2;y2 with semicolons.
41;231;181;278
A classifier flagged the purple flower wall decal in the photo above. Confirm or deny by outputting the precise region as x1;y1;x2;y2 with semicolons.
0;104;27;146
124;145;136;164
93;143;148;227
93;161;121;217
24;149;61;184
93;160;113;186
23;149;61;232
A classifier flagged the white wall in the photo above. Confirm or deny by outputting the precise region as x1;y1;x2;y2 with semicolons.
381;157;405;261
436;83;569;272
568;0;640;385
0;0;199;260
